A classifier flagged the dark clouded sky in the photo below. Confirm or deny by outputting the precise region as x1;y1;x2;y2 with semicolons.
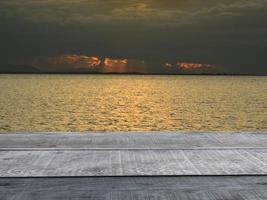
0;0;267;74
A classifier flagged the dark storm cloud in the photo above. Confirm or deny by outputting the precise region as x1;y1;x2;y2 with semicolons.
0;0;267;74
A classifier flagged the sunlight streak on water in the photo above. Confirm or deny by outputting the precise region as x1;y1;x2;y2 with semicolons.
0;75;266;132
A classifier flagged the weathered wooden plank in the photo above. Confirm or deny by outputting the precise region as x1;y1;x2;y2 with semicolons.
0;132;266;149
0;149;267;177
1;176;267;200
0;133;267;199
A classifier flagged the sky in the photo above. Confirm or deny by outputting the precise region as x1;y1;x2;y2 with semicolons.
0;0;267;74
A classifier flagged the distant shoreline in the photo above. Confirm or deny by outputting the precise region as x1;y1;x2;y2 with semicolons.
0;72;266;76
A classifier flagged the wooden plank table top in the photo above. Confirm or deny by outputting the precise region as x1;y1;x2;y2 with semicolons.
0;132;267;199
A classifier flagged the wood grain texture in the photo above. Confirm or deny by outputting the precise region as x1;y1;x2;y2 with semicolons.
0;132;267;149
1;176;267;200
1;132;267;199
0;149;267;177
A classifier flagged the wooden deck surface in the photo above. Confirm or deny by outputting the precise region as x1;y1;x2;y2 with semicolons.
1;149;267;176
0;132;267;199
1;132;267;149
1;176;267;200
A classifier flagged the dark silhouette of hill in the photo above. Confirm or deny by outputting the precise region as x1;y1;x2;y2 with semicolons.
0;64;40;73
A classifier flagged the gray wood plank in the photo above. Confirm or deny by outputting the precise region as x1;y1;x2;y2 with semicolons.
0;132;267;149
1;149;267;177
1;176;267;200
1;133;267;199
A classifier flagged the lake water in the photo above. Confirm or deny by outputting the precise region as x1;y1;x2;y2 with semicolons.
0;75;266;132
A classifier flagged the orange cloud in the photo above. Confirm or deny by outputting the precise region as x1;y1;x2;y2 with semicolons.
102;58;128;72
177;62;212;69
54;54;101;67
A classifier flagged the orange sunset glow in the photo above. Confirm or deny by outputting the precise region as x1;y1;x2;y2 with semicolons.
53;54;131;72
52;54;219;73
164;62;215;70
54;54;101;67
102;58;128;73
177;62;212;69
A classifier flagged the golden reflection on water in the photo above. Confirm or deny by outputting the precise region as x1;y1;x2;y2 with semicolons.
0;75;266;132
